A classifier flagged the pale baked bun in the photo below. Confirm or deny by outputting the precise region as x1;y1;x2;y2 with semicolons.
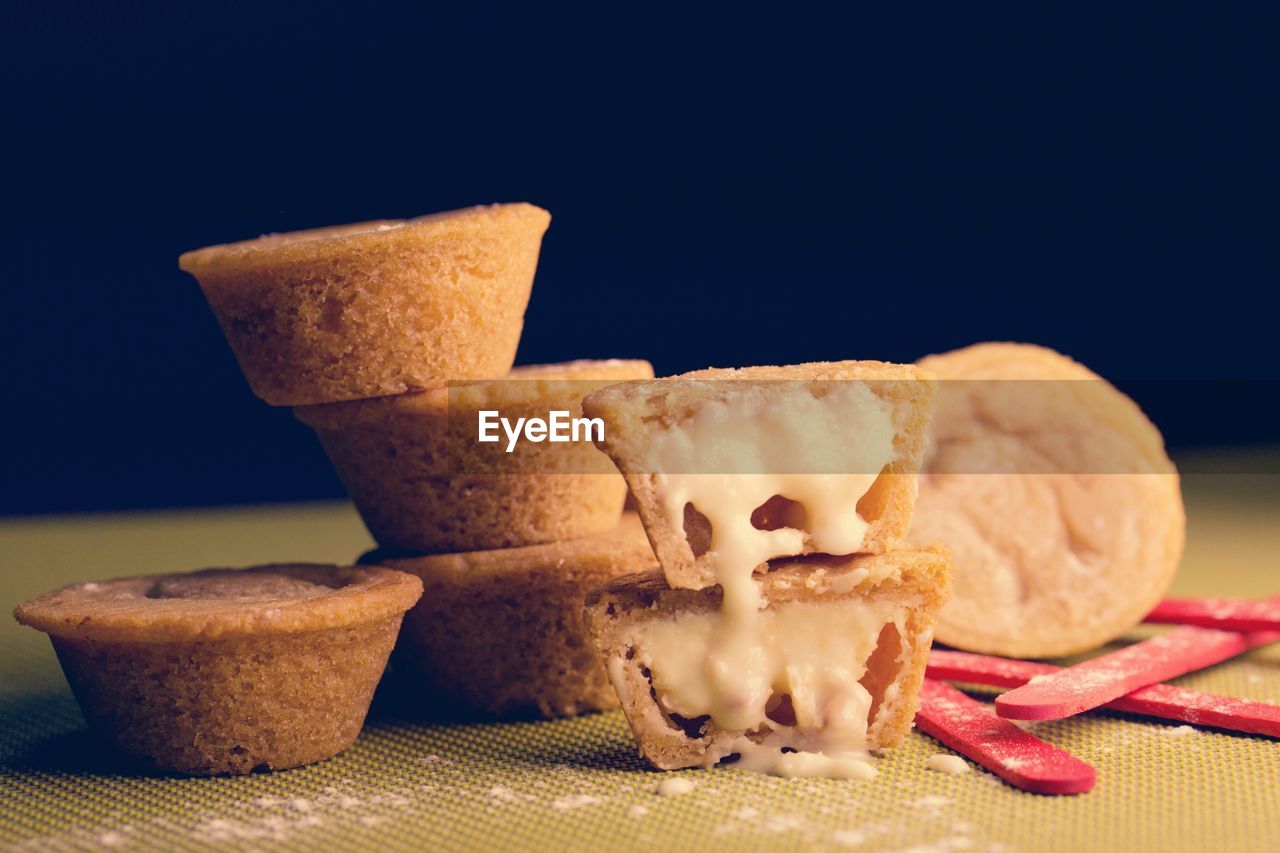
907;342;1184;658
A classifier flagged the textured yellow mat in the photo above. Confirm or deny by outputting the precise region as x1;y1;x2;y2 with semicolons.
1;472;1278;852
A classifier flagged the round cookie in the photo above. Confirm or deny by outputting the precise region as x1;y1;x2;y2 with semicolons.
907;342;1184;658
179;203;551;406
14;564;423;775
361;514;657;719
297;358;653;553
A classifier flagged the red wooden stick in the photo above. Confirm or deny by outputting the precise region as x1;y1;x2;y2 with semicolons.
915;679;1096;795
928;649;1280;738
928;650;1065;687
1144;596;1280;633
994;626;1257;721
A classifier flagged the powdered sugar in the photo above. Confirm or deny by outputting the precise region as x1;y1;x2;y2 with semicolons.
550;794;602;811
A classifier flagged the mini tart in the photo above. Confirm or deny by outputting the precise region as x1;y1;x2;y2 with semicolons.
297;359;653;553
361;514;657;719
179;203;551;406
584;547;951;771
14;565;423;776
582;361;936;591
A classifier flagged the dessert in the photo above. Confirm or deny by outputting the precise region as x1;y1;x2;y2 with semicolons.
178;203;551;406
582;361;936;592
298;359;653;553
13;564;423;775
907;342;1185;658
585;547;952;774
362;514;657;719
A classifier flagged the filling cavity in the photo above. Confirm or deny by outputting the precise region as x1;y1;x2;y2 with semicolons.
624;598;910;778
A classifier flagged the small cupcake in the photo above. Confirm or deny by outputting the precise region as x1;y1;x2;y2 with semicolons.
14;564;423;775
297;359;653;553
362;514;656;719
179;203;551;406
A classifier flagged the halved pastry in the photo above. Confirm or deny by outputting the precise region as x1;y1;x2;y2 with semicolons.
584;547;951;775
582;361;936;593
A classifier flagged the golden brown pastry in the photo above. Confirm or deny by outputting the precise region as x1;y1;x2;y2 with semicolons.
14;564;422;775
298;359;653;553
179;203;551;406
363;514;657;719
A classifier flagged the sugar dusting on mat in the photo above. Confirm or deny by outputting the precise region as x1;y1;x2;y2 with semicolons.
486;786;530;805
8;779;446;849
9;737;1014;852
550;794;603;811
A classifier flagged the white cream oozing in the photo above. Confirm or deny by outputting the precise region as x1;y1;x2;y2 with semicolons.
926;754;971;775
635;381;901;777
645;382;896;606
626;600;907;779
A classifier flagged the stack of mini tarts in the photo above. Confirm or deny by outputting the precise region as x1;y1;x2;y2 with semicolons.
176;206;659;726
325;359;660;720
14;564;422;775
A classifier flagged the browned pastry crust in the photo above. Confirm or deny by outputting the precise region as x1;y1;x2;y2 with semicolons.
364;514;658;719
179;203;551;406
584;546;951;770
14;565;423;775
297;359;653;553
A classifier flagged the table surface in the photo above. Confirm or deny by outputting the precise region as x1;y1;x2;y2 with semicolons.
1;468;1277;852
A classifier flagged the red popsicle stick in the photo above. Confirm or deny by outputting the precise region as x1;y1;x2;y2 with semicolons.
928;650;1058;688
928;649;1280;738
995;626;1256;721
915;679;1096;795
1144;596;1280;633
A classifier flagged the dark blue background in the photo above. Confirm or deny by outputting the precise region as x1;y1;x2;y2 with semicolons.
4;3;1277;514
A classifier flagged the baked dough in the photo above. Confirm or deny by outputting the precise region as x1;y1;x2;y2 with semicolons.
298;359;652;553
362;514;657;719
907;342;1185;658
583;361;936;591
584;547;951;770
14;565;422;775
179;204;550;406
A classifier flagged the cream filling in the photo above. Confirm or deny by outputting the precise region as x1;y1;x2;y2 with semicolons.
926;754;971;775
644;381;897;611
625;600;906;779
634;381;900;778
